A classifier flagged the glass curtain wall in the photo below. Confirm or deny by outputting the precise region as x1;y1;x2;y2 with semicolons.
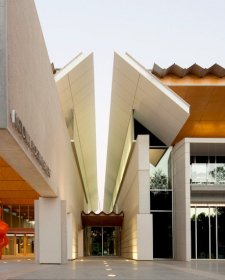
191;156;225;185
84;227;121;256
191;206;225;259
150;148;173;258
1;205;35;228
0;204;35;256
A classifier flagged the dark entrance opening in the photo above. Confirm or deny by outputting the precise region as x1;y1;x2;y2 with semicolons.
81;211;123;257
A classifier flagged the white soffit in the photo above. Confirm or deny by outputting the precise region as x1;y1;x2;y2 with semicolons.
104;53;189;211
55;53;98;210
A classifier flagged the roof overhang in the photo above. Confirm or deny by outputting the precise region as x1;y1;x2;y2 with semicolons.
104;53;190;211
81;211;124;227
55;53;98;210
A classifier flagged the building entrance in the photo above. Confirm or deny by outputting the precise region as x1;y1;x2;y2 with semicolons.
3;233;34;256
84;226;120;256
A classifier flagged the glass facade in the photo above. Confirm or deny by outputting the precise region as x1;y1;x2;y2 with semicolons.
190;156;225;185
84;226;121;256
1;205;35;228
0;204;35;256
150;148;173;258
191;206;225;259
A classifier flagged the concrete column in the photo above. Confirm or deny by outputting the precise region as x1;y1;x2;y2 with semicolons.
35;197;67;264
173;139;191;261
67;212;74;260
136;135;153;260
0;0;7;128
78;229;84;258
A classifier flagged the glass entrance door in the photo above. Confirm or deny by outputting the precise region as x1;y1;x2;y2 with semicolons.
84;226;120;256
16;235;24;255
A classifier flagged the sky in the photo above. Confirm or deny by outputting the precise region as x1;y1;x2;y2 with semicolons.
34;0;225;210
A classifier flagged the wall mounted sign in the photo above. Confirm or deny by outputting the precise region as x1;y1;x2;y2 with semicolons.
11;110;51;177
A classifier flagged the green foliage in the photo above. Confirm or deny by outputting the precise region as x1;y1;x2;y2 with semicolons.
209;166;225;182
150;169;168;189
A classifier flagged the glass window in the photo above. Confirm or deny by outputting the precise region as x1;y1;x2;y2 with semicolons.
152;212;173;258
1;204;34;228
191;207;196;259
150;191;172;211
191;206;225;259
218;207;225;259
210;207;216;259
150;148;172;190
196;207;209;259
216;156;225;163
84;227;120;257
196;156;208;163
191;164;207;184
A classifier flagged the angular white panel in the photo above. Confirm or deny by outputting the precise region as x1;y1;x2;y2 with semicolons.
55;53;98;211
104;53;190;211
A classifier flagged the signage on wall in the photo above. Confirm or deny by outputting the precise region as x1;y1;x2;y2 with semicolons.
10;110;51;178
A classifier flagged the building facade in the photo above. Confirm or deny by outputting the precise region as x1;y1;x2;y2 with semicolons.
0;0;225;263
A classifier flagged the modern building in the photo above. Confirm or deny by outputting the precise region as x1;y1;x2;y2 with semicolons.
1;0;225;263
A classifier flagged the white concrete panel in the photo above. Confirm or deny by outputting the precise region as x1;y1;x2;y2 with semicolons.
0;1;6;128
61;200;67;263
137;214;153;260
173;141;191;261
138;170;150;214
78;230;84;258
38;198;63;264
116;136;152;260
67;213;73;260
105;53;189;210
114;53;140;85
56;53;98;210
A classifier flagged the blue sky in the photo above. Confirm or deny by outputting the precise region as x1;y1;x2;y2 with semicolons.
34;0;225;208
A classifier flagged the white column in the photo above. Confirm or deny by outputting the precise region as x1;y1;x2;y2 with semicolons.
0;0;7;128
35;197;67;264
78;229;84;258
173;139;191;261
136;135;153;260
67;213;74;260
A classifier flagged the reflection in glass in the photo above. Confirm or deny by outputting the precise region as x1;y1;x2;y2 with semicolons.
190;160;225;185
86;227;102;256
191;208;196;259
218;207;225;259
197;207;209;259
207;164;216;184
84;227;120;256
150;191;172;210
1;205;34;228
2;235;14;255
210;208;216;259
150;148;172;190
191;164;207;184
16;235;24;254
153;212;173;258
191;206;225;259
103;227;119;256
26;235;35;254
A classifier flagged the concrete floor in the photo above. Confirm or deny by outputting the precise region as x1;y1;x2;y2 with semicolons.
0;258;225;280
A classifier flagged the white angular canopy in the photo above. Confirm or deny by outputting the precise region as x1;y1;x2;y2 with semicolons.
104;53;190;211
55;53;98;211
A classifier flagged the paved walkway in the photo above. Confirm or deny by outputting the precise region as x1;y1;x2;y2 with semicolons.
0;257;225;280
